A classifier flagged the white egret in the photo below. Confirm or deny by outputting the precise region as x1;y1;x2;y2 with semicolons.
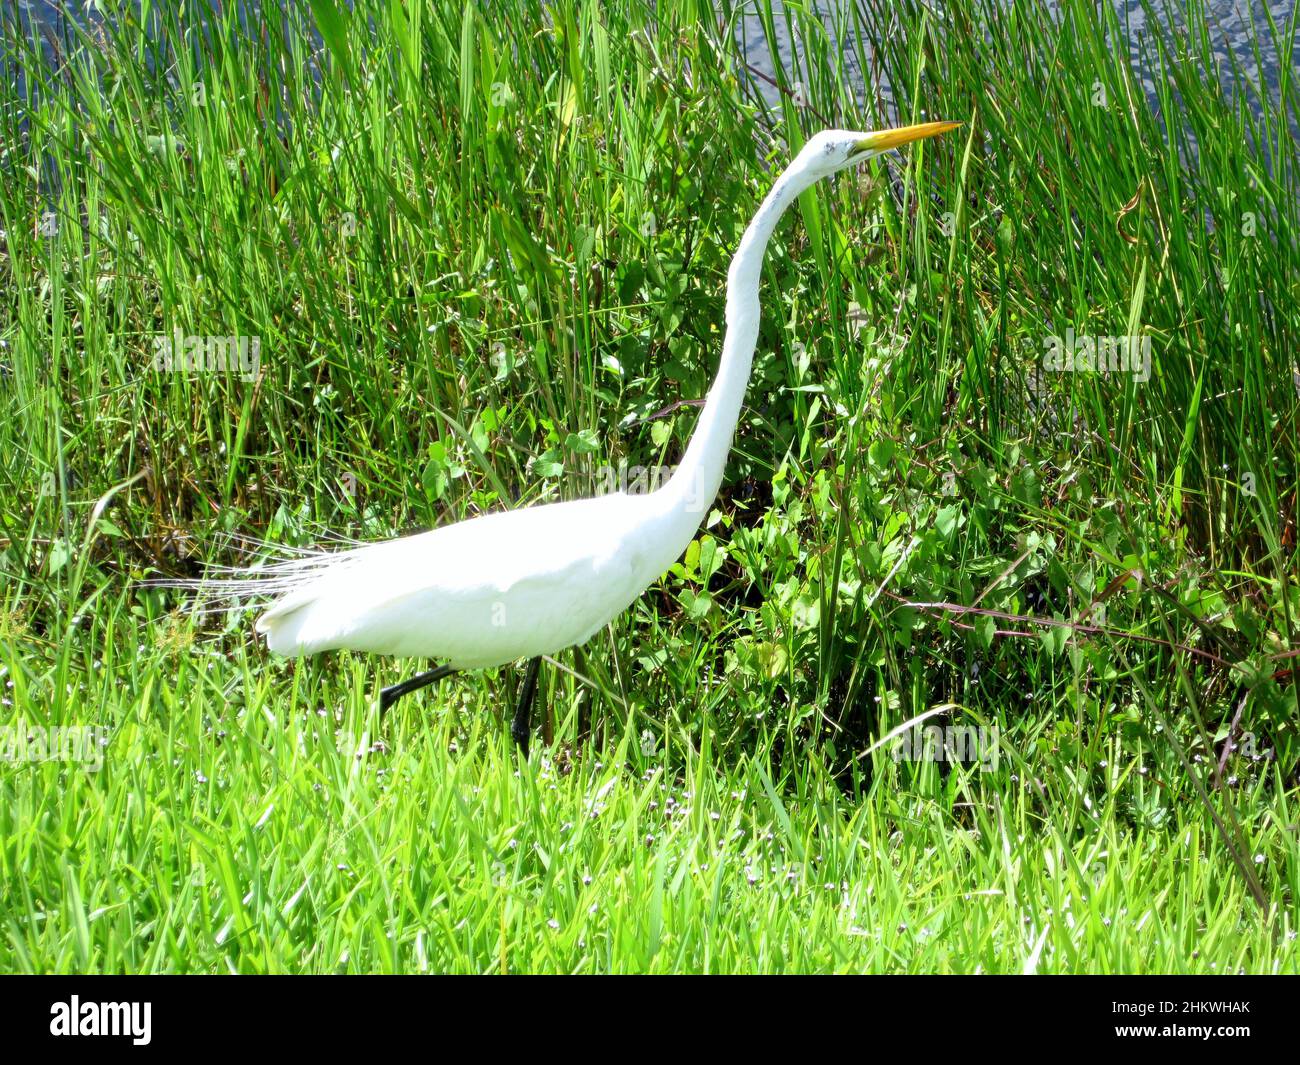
188;122;958;754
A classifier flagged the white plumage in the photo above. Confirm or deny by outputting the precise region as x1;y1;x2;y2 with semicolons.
256;487;692;666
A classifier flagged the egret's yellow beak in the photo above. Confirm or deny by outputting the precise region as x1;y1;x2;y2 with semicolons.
855;120;961;154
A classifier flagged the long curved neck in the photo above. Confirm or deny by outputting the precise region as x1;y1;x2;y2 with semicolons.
661;165;811;519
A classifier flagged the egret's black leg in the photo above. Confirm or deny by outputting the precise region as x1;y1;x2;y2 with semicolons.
379;664;458;717
510;656;542;756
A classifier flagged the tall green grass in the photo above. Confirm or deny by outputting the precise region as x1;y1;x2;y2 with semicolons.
0;0;1296;971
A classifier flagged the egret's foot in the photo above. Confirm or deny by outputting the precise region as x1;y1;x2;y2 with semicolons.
510;716;531;758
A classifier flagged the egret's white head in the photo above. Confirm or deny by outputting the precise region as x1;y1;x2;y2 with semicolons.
794;122;961;182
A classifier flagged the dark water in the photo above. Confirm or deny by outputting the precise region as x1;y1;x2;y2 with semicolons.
7;1;1295;125
735;1;1295;116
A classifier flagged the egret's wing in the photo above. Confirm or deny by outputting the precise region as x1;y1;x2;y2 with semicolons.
254;492;648;662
